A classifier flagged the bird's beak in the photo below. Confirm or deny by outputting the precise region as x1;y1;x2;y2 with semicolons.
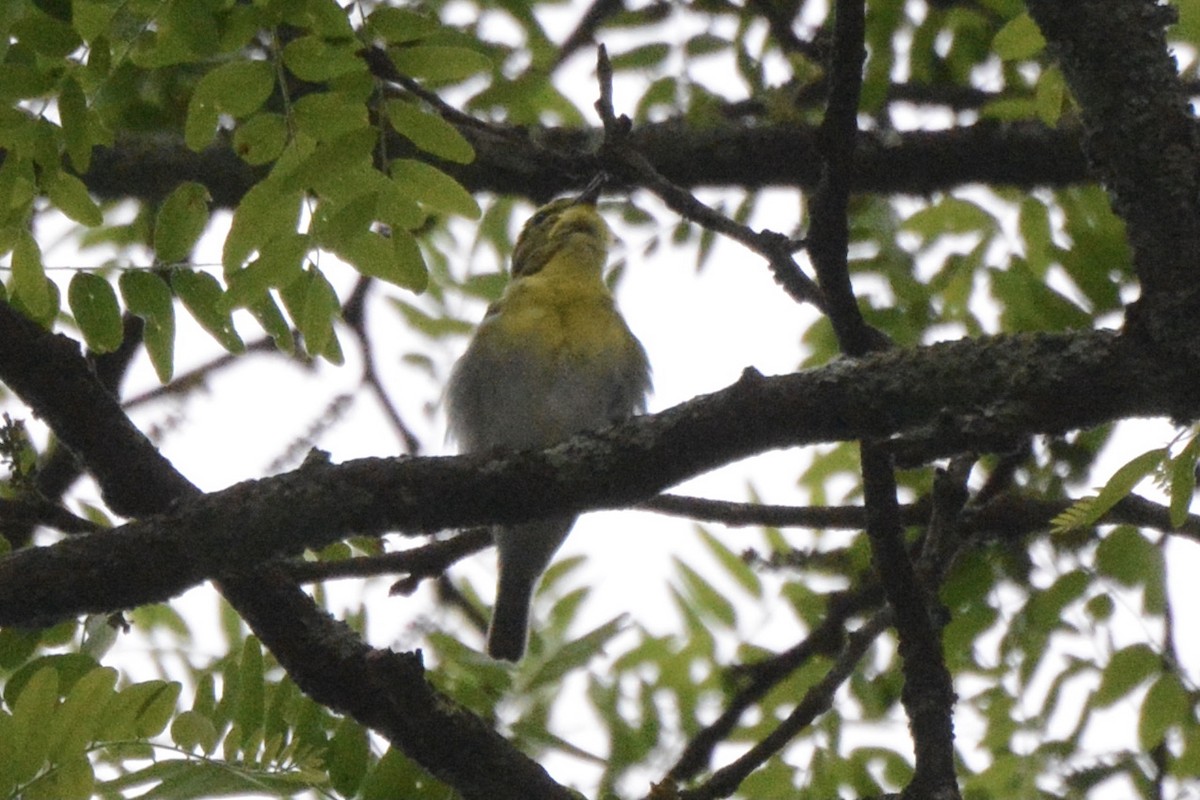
575;173;608;206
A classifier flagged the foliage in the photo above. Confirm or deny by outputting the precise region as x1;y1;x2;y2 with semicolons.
0;0;1198;799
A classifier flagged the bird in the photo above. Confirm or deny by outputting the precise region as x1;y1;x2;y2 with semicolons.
445;178;651;661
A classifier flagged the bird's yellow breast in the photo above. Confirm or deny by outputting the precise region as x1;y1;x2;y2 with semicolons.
486;240;632;364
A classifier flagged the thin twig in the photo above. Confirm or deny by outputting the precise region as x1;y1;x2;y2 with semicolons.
281;528;492;589
666;582;884;783
554;0;631;70
593;45;826;310
342;277;422;454
675;610;893;800
122;335;294;409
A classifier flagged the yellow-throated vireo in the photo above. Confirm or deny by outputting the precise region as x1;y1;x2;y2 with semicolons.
446;179;651;661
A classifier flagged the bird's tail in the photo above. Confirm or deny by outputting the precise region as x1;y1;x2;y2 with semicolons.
487;516;575;661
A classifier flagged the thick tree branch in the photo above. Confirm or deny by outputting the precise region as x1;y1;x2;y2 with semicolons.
75;121;1087;210
3;328;1199;627
0;303;195;517
1027;0;1200;366
1026;0;1200;297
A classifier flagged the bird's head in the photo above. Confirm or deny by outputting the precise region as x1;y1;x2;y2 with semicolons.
511;180;612;278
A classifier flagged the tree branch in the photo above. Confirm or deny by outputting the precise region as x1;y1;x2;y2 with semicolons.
75;121;1088;211
1027;0;1200;366
593;46;824;308
806;1;959;794
667;583;883;783
3;328;1199;626
678;610;894;800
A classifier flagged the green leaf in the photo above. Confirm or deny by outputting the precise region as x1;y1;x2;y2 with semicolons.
698;527;762;598
194;60;276;119
608;42;671;70
314;191;378;251
533;615;625;691
10;667;57;784
235;636;265;750
1168;434;1200;529
282;129;377;194
0;627;41;669
96;758;320;798
1035;66;1066;126
34;0;72;24
1052;449;1168;533
11;231;51;321
183;95;220;152
375;178;425;230
68;273;123;353
281;0;354;37
154;182;211;263
282;35;364;81
1085;593;1115;622
24;755;93;800
993;12;1045;61
12;8;82;57
71;0;115;40
185;61;275;151
1024;568;1088;628
47;665;118;761
111;680;181;739
387;46;491;83
119;271;175;382
390;159;480;219
232;112;287;166
223;181;304;271
389;228;428;292
172;270;244;353
1095;526;1161;587
290;92;370;143
684;33;731;57
171;710;219;753
192;674;217;723
1139;673;1188;749
1094;643;1158;707
246;293;295;354
384;100;474;164
44;171;103;227
361;747;442;799
389;297;471;338
364;7;438;44
1178;723;1200;777
332;229;427;291
901;197;996;240
991;260;1093;331
673;559;736;628
223;233;309;310
328;718;370;797
5;654;99;707
281;267;340;361
1018;197;1053;274
58;76;92;172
